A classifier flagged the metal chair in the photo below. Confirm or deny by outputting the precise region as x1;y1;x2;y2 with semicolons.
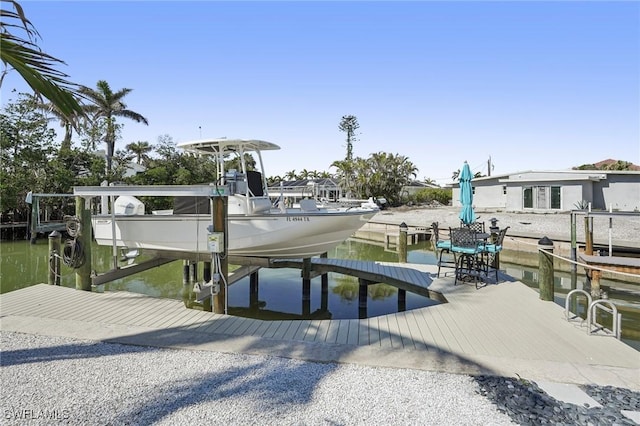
462;221;485;233
482;226;510;281
450;227;485;289
431;222;454;277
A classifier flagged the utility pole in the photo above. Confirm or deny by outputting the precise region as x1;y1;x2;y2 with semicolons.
487;156;492;177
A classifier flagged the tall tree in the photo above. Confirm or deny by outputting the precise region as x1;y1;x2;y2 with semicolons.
0;0;84;120
39;101;85;151
0;92;56;215
125;140;152;165
338;115;359;161
80;80;148;171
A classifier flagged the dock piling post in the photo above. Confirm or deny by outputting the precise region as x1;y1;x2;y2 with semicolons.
570;212;577;272
398;222;408;263
249;272;259;309
75;197;92;291
30;195;39;244
398;289;406;312
181;260;192;308
584;216;593;255
48;230;61;285
320;253;328;311
358;278;368;318
538;237;555;301
212;196;228;314
302;278;311;316
590;269;602;299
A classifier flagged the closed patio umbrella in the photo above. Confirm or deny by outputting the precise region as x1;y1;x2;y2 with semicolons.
459;161;475;225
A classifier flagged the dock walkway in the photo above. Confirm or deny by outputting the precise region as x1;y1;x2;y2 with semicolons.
270;258;442;300
1;264;638;389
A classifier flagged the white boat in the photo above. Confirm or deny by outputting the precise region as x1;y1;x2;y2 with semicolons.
80;138;379;259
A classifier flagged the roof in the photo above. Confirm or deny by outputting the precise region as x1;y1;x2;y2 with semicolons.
177;138;280;155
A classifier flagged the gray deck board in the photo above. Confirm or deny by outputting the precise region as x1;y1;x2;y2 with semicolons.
293;320;310;340
2;260;638;388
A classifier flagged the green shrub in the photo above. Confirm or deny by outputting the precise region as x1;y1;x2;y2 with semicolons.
413;188;452;205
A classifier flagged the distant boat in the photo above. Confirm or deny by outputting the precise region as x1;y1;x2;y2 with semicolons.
83;138;379;259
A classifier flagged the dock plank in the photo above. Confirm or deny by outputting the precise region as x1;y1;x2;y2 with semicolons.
2;274;639;390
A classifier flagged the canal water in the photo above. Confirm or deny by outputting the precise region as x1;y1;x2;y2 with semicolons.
1;238;638;349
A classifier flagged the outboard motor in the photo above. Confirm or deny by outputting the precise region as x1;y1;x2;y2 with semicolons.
113;196;145;215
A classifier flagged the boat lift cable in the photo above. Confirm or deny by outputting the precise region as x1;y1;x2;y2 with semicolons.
62;215;85;269
213;252;228;314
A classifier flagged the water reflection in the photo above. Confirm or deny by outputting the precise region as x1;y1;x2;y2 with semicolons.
1;238;637;344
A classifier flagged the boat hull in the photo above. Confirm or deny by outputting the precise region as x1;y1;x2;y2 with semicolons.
92;210;376;258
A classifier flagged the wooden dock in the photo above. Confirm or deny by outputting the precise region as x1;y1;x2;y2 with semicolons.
270;257;443;301
1;264;639;389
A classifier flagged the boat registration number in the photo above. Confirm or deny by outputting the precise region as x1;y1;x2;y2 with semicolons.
287;217;310;222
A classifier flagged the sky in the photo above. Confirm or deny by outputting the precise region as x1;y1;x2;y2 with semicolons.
2;1;639;185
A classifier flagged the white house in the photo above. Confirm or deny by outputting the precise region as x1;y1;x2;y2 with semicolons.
451;170;640;212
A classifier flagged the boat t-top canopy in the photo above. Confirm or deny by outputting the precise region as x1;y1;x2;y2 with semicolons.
177;138;280;155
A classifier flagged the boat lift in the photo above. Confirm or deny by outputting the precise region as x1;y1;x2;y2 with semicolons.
73;184;230;313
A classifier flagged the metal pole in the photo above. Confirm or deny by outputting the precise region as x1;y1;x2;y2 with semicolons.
608;204;613;256
570;212;577;273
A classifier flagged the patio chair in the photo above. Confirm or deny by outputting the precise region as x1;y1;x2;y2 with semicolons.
461;220;485;233
450;227;485;289
482;226;510;281
431;222;454;277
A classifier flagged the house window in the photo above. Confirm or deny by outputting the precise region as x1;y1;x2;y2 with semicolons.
551;186;561;209
523;187;533;208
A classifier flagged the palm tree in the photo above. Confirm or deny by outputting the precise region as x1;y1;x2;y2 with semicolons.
424;177;436;185
285;170;298;181
125;140;152;165
1;0;84;120
40;101;86;151
80;80;148;171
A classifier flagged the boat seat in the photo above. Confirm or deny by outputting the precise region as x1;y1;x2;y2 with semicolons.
250;197;272;214
299;199;319;212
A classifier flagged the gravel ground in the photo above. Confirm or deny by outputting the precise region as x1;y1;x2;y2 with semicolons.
372;206;640;246
1;332;513;426
2;331;639;425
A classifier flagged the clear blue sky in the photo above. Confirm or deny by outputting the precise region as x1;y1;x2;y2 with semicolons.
2;1;639;184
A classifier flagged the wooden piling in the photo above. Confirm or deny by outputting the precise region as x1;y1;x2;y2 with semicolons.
75;197;92;291
30;195;38;244
570;212;577;273
398;289;406;312
358;278;369;318
198;262;212;312
181;260;191;308
48;230;61;286
212;196;228;314
249;271;259;308
584;216;593;255
398;222;408;263
302;278;311;316
590;269;602;299
538;237;555;301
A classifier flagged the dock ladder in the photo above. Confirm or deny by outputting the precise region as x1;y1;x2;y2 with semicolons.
565;289;621;339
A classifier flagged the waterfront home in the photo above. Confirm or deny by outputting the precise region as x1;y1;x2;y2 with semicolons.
451;170;640;212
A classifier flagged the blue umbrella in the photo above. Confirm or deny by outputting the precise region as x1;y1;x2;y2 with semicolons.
459;161;476;225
